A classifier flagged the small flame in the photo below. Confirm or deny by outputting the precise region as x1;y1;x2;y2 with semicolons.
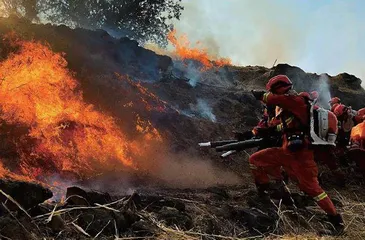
117;74;168;113
167;29;231;69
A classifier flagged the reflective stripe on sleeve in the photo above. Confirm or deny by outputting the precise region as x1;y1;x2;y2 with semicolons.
277;117;294;130
285;117;294;125
263;93;270;103
314;192;328;202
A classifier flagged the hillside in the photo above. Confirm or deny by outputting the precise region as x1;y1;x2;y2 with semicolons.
0;16;365;239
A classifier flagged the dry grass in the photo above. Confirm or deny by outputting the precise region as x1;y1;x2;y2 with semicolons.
2;181;365;239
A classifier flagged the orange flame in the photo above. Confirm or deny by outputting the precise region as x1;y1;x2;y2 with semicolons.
0;161;34;182
167;29;231;69
0;35;162;182
117;74;168;113
351;121;365;146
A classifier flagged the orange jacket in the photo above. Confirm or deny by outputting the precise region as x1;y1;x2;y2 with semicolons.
261;92;310;149
351;121;365;149
355;108;365;124
262;92;309;130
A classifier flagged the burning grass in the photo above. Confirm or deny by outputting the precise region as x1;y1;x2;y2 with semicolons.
167;29;231;70
0;35;163;183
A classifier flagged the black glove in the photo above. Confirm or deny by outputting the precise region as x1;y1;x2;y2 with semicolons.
251;90;266;100
255;127;269;137
233;130;254;141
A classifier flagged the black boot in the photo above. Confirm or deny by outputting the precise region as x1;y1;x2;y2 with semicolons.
256;183;270;198
254;183;271;203
281;171;289;184
327;214;344;235
270;180;295;207
278;185;295;207
247;183;271;208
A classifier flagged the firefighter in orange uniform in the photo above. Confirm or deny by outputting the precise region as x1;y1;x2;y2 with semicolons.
333;104;365;151
235;106;285;183
235;105;280;145
329;97;341;112
305;92;345;182
348;115;365;175
334;104;365;127
250;75;344;233
253;106;286;183
350;116;365;149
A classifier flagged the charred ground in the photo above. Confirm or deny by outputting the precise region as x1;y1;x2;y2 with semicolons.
1;17;365;239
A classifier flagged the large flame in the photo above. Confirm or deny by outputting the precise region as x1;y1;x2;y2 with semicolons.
167;29;231;69
0;35;162;182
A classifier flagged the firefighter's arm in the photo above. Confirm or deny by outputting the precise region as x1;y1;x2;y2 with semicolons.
234;130;254;141
251;90;293;108
271;119;285;132
355;108;365;123
253;125;282;137
261;92;299;112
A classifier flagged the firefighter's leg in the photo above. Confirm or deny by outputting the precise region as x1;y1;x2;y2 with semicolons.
249;147;284;184
285;149;344;233
249;148;285;201
291;150;337;215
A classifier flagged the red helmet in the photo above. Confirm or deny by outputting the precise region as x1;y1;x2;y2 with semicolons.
331;103;340;112
299;92;311;99
310;91;319;100
266;75;293;94
333;104;348;117
329;97;341;105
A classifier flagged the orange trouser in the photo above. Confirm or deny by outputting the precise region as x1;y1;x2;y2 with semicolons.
249;147;337;215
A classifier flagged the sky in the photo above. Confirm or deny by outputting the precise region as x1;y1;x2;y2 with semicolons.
172;0;365;85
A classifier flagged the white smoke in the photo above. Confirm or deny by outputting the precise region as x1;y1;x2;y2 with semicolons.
172;60;203;87
172;0;365;88
196;99;216;122
180;98;217;122
317;74;331;109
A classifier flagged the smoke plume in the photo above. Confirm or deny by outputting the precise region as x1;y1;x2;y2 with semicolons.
173;0;365;87
196;99;216;122
77;149;241;195
149;152;241;188
317;74;331;109
180;98;217;122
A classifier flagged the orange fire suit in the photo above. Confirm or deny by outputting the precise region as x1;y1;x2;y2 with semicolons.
336;107;365;163
349;120;365;174
249;92;337;215
251;114;284;182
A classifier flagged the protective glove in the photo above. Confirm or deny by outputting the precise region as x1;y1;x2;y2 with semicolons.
233;130;254;141
251;90;266;100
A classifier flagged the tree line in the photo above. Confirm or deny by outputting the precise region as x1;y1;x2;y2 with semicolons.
1;0;183;45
